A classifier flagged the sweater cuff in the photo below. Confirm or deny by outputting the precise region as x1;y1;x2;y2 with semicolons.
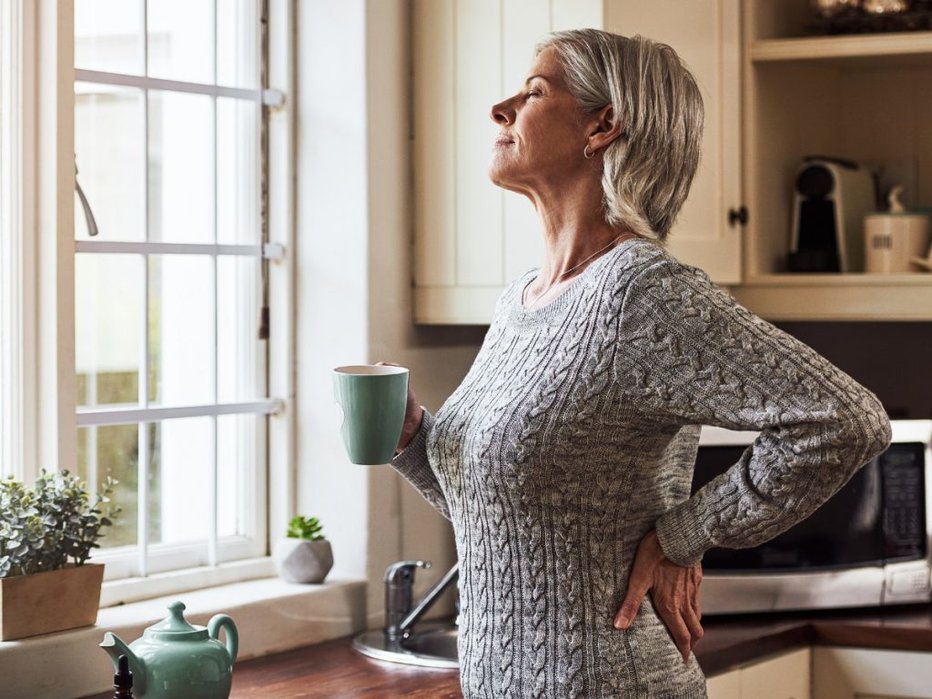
654;499;712;567
391;408;434;468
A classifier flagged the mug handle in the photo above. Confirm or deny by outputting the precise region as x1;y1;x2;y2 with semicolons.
208;614;239;664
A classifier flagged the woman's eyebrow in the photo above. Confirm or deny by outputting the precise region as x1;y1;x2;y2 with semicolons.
524;75;551;86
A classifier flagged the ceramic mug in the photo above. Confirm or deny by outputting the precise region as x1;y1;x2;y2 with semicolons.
333;365;409;465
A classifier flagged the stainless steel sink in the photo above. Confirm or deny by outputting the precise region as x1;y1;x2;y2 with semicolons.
402;625;458;658
353;621;459;669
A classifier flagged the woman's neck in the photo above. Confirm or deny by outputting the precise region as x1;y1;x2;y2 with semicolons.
528;180;628;286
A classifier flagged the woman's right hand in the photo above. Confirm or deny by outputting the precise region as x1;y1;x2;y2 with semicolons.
376;361;424;454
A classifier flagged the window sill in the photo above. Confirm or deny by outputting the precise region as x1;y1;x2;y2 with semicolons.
0;576;367;699
99;556;278;608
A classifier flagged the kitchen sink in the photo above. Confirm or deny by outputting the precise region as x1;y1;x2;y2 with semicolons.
402;625;458;658
353;621;459;669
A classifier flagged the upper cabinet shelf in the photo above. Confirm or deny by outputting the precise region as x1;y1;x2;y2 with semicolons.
751;31;932;66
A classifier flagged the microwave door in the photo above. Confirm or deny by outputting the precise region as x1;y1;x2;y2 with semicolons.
692;446;887;571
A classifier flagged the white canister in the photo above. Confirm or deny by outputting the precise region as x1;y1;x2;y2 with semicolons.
864;186;931;273
864;214;930;273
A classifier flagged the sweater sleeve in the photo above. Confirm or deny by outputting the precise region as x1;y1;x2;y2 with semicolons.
615;257;892;567
390;408;451;520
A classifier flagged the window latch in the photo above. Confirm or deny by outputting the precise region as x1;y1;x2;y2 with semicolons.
74;157;99;237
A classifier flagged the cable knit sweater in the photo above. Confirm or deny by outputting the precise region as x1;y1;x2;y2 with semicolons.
391;237;892;699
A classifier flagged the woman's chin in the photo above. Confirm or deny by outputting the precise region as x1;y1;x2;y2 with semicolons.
487;166;522;193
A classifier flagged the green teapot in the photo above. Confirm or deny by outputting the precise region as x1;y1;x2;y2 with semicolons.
100;601;238;699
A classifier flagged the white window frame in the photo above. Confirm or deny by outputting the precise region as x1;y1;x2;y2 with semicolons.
20;0;295;602
0;0;38;482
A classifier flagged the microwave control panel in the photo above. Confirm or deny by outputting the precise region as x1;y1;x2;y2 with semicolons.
882;443;927;561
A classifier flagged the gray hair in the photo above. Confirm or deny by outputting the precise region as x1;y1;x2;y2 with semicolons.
537;29;704;244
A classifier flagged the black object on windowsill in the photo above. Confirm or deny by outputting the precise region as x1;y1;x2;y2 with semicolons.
113;654;134;698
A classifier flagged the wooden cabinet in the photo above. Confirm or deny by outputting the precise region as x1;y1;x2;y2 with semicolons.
412;0;932;323
728;0;932;319
412;0;602;323
812;647;932;698
605;0;743;285
412;0;739;323
707;648;811;699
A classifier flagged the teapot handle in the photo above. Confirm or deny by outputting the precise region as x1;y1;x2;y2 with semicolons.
208;614;239;664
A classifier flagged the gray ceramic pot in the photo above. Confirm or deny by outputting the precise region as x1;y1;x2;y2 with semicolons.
273;538;334;584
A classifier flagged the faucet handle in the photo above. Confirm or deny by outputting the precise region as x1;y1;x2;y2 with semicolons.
384;559;431;584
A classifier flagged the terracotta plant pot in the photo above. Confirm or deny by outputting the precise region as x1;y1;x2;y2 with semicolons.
0;563;104;641
273;539;333;584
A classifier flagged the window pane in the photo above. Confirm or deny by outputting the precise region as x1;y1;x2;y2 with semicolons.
149;255;214;406
218;256;264;403
148;91;214;243
151;416;212;545
75;0;144;75
147;0;214;84
217;97;260;245
76;423;146;549
217;413;262;538
75;83;146;241
76;254;143;407
217;0;260;89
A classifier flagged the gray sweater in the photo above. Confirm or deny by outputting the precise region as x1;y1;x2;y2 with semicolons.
391;237;892;698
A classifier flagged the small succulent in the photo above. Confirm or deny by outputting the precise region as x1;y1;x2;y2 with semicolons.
286;515;326;542
0;470;121;578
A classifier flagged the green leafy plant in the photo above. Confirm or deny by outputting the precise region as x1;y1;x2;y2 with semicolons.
286;515;326;542
0;470;121;578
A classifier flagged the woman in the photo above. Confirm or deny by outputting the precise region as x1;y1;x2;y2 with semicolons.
386;29;891;698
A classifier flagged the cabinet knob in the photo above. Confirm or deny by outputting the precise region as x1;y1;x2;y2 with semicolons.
728;206;748;227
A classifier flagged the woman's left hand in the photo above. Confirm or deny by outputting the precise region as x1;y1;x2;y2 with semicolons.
612;529;704;664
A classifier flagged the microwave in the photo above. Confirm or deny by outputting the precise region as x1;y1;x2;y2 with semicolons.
694;419;932;615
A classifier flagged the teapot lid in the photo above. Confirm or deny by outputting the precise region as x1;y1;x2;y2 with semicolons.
144;601;208;641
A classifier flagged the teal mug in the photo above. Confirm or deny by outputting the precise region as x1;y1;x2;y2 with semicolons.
333;364;409;465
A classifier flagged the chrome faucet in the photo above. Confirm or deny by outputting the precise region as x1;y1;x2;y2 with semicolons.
384;560;459;642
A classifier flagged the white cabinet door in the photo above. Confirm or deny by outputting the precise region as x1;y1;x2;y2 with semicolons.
813;647;932;699
706;648;811;699
740;648;811;699
604;0;742;284
413;0;604;323
413;0;741;322
707;668;742;699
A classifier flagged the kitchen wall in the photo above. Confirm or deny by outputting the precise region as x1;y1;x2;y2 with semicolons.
294;0;475;627
775;322;932;419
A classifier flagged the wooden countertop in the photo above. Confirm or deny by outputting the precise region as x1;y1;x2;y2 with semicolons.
696;602;932;676
83;603;932;699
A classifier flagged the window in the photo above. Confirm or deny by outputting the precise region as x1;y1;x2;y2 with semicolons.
73;0;283;580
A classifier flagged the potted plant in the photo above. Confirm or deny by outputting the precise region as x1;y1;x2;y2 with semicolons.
0;469;120;640
272;515;333;584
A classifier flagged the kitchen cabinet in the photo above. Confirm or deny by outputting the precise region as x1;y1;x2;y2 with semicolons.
412;0;739;323
728;0;932;320
812;647;932;698
412;0;603;323
412;0;932;323
707;647;811;699
604;0;743;286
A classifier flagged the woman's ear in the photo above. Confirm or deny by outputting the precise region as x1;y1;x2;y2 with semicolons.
587;105;623;153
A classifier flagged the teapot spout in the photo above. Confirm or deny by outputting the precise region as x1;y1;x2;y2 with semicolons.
100;631;147;696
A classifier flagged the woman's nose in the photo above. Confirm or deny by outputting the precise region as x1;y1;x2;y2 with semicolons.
490;98;513;125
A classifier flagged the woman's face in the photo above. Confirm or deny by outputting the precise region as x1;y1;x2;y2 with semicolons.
488;46;592;195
